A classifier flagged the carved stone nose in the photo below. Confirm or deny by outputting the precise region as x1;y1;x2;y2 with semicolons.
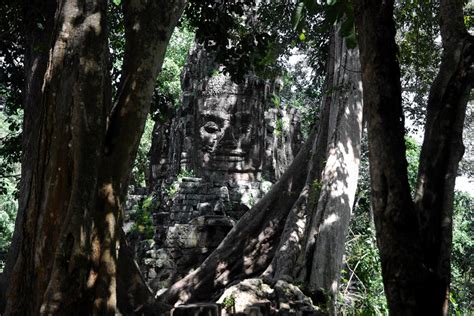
219;127;238;149
220;138;238;149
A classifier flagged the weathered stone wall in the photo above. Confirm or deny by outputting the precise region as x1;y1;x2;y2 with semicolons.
134;42;303;293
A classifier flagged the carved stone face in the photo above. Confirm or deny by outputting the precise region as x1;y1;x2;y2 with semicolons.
199;98;231;155
191;75;263;181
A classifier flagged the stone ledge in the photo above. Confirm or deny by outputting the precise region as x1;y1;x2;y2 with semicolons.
171;303;221;316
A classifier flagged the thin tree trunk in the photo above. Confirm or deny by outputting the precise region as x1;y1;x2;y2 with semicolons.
354;1;433;314
94;0;186;313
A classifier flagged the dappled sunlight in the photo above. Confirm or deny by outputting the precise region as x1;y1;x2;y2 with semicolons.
0;0;468;314
105;212;117;243
85;12;102;36
257;221;277;243
414;175;427;203
215;260;230;285
320;213;341;231
215;268;230;285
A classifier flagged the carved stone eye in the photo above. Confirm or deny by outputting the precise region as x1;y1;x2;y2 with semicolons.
240;124;251;134
203;122;220;134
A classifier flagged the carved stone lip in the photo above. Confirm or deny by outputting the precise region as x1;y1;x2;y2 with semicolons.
211;156;245;162
214;149;246;157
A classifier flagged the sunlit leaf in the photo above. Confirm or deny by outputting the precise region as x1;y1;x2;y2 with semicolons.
292;1;306;30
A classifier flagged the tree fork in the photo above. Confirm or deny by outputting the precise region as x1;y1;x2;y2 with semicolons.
354;0;473;314
415;0;473;313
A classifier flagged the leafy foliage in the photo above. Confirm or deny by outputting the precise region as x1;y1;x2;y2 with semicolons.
450;191;474;314
182;0;333;84
0;110;20;270
339;135;388;315
0;1;23;195
295;0;356;48
183;0;275;81
129;195;156;239
395;1;441;132
405;136;421;194
152;21;195;115
164;168;195;199
340;217;388;315
0;1;23;271
278;56;324;138
0;177;17;272
130;117;154;188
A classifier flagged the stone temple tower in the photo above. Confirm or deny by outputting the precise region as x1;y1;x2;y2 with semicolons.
135;42;303;292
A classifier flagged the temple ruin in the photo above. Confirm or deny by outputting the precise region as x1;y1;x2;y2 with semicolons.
128;43;303;292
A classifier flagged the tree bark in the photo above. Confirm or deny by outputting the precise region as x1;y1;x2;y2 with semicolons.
262;28;363;311
301;25;363;313
354;0;473;314
0;0;56;311
260;32;335;285
5;1;110;314
414;0;473;313
2;0;187;314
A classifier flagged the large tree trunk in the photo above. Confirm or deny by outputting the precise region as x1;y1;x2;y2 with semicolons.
354;0;473;314
5;1;110;314
162;25;364;311
263;26;363;314
2;0;186;314
0;0;56;312
300;25;362;313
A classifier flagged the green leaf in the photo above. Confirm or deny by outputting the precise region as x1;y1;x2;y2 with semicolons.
327;0;338;5
292;2;305;31
113;0;121;6
299;32;306;41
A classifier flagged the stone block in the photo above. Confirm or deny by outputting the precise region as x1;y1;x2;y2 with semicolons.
181;177;202;182
197;202;213;213
171;303;221;316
